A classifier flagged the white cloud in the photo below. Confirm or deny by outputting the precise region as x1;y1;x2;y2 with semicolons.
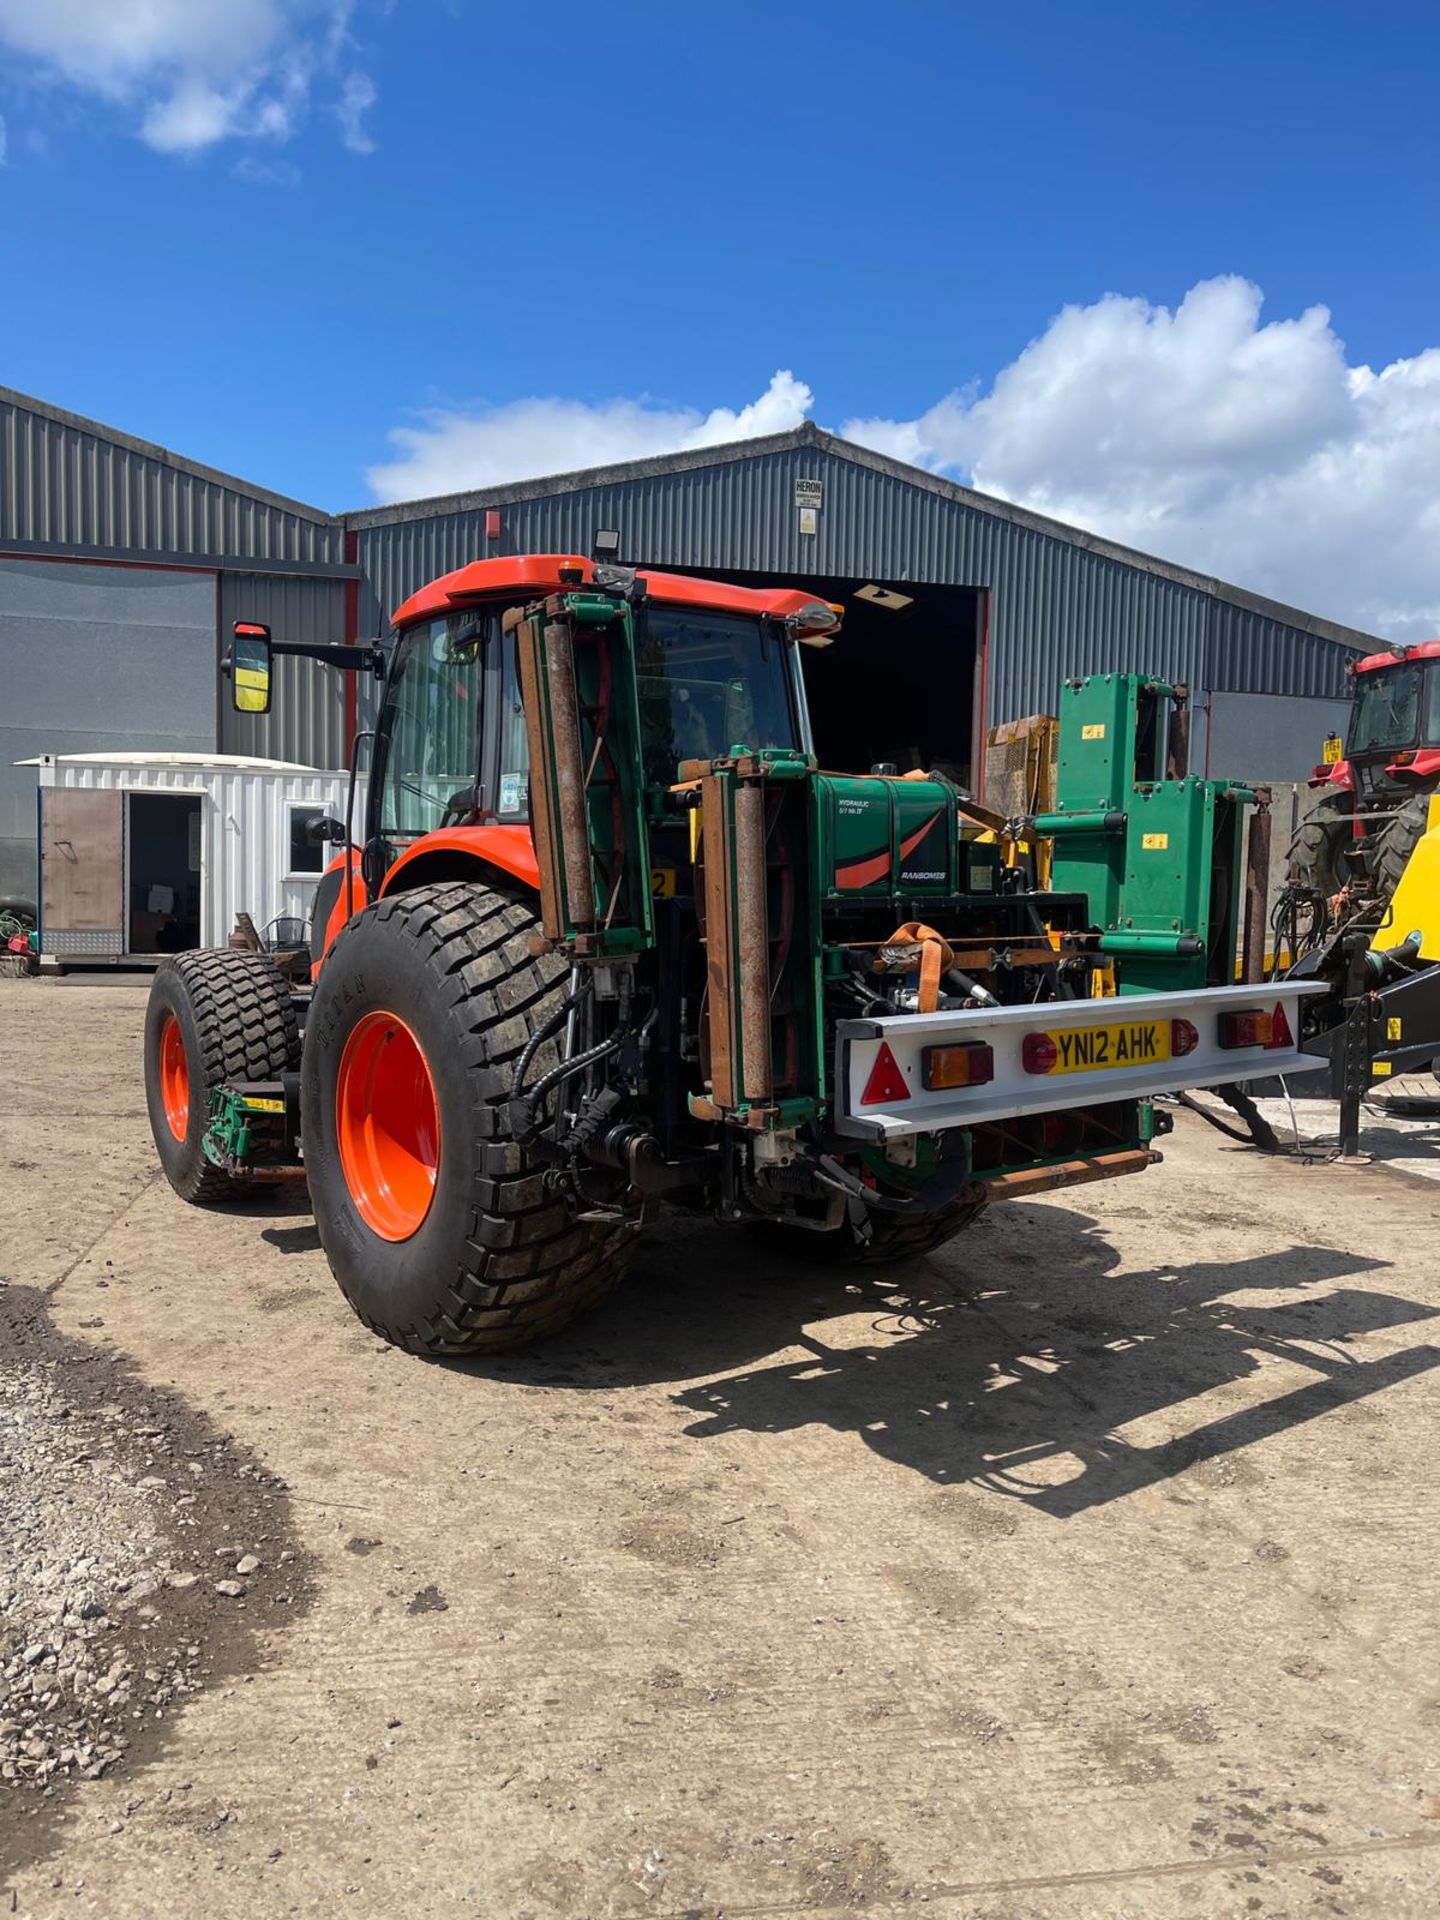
335;70;375;153
0;0;375;156
233;153;303;189
365;371;813;504
843;277;1440;641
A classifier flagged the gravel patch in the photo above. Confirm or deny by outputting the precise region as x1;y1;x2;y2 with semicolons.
0;1282;311;1875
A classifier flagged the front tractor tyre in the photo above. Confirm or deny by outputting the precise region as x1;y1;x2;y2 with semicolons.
300;882;635;1355
144;950;301;1202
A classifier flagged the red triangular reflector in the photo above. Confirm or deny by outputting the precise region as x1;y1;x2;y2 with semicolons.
861;1041;910;1105
1269;1002;1293;1049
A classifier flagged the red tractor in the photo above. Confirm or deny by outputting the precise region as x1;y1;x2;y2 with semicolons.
1292;639;1440;900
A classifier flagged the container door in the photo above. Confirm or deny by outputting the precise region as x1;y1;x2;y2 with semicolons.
41;788;125;957
126;792;203;954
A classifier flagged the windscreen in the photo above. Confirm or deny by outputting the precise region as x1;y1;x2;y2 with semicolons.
1349;661;1437;754
635;606;798;784
378;617;485;842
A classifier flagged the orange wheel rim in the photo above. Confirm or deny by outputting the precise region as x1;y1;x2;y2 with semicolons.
336;1011;441;1242
159;1013;190;1140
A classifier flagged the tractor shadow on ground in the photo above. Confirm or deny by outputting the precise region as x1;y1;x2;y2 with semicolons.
478;1205;1440;1518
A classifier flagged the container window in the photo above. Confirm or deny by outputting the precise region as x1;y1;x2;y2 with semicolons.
288;804;326;876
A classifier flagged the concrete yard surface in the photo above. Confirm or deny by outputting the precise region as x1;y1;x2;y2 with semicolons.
1;979;1438;1918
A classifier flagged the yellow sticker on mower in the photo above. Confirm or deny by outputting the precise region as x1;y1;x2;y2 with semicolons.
1081;723;1106;740
1141;832;1169;850
650;867;677;899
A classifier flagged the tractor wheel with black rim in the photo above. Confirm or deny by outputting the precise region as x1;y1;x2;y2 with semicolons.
300;881;636;1356
1373;790;1433;903
1288;788;1355;896
144;950;301;1202
755;1189;985;1268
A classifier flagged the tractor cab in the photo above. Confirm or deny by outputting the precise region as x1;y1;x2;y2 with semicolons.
370;561;825;886
1294;639;1440;901
1337;647;1440;797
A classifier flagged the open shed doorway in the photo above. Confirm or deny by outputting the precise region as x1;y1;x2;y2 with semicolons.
126;792;202;954
644;564;986;789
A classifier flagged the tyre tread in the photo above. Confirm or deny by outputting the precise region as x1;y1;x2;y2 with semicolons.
313;883;632;1355
151;950;300;1202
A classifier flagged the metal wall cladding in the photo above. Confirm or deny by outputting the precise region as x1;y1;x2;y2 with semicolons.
218;573;350;767
42;754;354;949
1;390;343;565
0;556;218;899
1203;597;1354;700
350;442;1362;725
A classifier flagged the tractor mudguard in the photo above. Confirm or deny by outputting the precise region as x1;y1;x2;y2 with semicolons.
378;825;541;897
312;849;368;978
1387;748;1440;781
1308;760;1355;792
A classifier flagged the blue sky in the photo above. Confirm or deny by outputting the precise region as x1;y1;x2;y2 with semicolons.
2;1;1439;634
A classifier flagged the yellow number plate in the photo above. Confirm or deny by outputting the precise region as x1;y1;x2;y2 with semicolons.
650;867;677;899
1322;735;1343;765
1043;1019;1170;1075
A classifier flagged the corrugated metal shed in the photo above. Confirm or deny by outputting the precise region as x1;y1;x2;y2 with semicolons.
347;425;1375;728
1;387;344;567
218;572;350;766
0;386;361;859
1;384;1385;822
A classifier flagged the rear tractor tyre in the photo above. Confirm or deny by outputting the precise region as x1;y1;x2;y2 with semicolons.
1288;788;1355;897
756;1188;985;1269
1373;791;1433;903
144;950;301;1203
300;882;636;1356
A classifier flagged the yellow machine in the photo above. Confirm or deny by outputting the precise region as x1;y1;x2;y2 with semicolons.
1369;792;1440;964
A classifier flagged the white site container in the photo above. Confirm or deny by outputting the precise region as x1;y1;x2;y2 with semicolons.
23;751;359;965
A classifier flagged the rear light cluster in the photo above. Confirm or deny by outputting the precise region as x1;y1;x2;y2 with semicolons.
922;1041;994;1090
1217;1004;1293;1051
860;1039;996;1105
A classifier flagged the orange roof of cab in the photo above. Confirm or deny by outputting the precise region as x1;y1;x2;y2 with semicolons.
392;554;828;628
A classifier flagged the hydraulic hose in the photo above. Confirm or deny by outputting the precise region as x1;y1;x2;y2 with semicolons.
508;984;589;1109
509;1028;626;1146
1176;1083;1281;1153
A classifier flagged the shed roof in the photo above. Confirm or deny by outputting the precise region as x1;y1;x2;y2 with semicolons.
0;383;335;527
16;752;332;773
344;422;1377;656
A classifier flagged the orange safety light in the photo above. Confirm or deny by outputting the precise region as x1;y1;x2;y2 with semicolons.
1218;1005;1291;1050
921;1041;995;1090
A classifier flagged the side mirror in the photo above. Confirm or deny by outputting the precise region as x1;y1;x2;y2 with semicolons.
229;622;273;715
305;814;347;846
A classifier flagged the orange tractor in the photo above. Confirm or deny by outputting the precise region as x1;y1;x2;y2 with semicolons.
143;554;1320;1354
